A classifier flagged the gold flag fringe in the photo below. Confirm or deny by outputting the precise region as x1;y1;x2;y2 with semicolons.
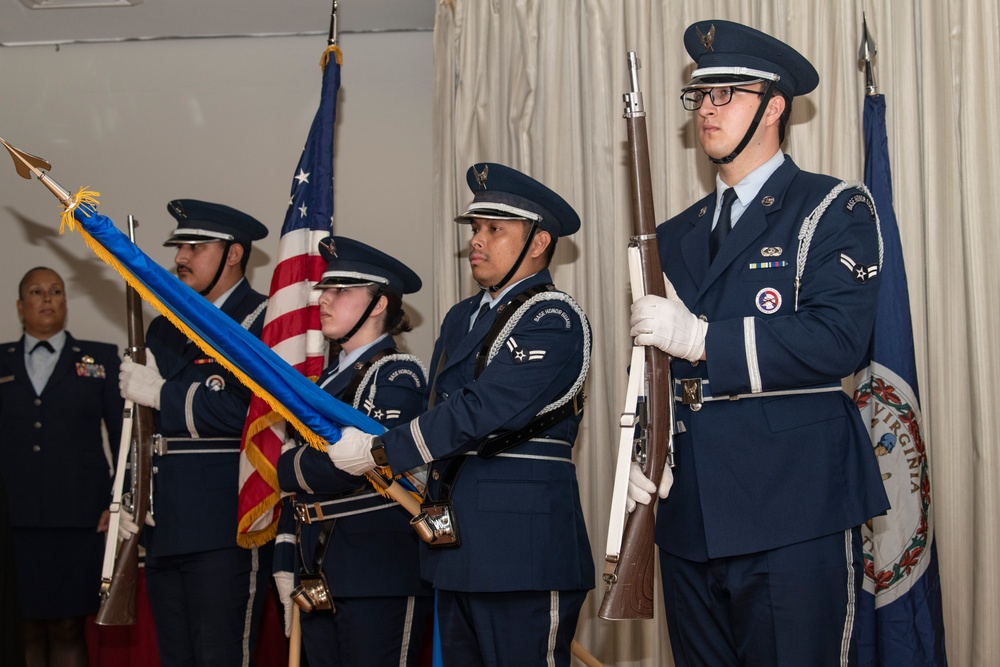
59;191;331;453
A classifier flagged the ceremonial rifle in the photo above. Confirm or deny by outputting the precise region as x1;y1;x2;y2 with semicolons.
599;52;676;621
96;216;155;625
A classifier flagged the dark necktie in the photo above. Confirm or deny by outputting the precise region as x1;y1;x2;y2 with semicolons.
710;187;738;262
31;340;55;354
474;302;491;325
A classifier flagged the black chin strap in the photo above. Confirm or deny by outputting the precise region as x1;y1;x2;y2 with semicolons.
199;240;234;297
710;80;778;165
334;287;386;345
479;222;540;293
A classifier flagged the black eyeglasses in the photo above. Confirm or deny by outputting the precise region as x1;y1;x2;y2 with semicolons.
680;86;765;111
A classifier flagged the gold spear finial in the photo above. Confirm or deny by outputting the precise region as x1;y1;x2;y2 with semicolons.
0;135;75;208
858;13;878;96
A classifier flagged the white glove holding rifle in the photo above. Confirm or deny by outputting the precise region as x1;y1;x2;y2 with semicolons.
625;462;674;512
117;507;155;541
630;294;707;363
120;348;165;410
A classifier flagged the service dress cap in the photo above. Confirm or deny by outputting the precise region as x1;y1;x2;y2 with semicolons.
164;199;269;247
316;236;421;295
454;163;580;237
683;19;819;98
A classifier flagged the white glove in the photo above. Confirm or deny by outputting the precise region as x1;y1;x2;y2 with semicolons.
120;348;165;410
117;508;155;541
326;426;377;475
273;571;295;637
625;462;674;513
630;294;708;362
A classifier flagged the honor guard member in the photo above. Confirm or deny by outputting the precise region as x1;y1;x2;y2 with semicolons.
272;237;433;667
625;20;891;667
1;267;123;667
117;200;272;667
327;164;594;667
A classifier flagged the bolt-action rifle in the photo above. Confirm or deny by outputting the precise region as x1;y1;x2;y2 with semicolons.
96;216;155;626
599;52;676;621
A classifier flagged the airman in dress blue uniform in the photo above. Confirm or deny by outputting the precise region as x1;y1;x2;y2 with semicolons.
326;164;594;667
626;20;891;667
117;199;273;667
1;266;123;666
271;236;432;667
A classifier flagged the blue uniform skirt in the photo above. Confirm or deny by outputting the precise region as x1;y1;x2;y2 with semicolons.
12;526;104;619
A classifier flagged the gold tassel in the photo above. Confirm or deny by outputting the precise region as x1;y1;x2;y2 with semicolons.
320;44;343;71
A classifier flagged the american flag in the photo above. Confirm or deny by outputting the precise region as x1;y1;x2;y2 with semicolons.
236;45;342;547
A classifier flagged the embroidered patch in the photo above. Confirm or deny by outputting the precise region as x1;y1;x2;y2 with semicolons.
532;307;572;329
755;287;782;314
748;261;788;270
839;253;879;284
387;368;422;387
506;337;546;364
76;362;106;378
205;374;226;391
845;193;876;218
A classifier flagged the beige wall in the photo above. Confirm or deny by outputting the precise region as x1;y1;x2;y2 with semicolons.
0;30;436;362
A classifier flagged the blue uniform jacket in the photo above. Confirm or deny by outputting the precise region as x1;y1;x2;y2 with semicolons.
380;270;595;593
275;336;432;598
655;157;891;561
0;334;122;528
142;279;267;557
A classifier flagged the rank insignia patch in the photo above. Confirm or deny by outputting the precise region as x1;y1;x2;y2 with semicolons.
839;253;879;284
364;402;402;422
755;287;782;314
506;337;546;364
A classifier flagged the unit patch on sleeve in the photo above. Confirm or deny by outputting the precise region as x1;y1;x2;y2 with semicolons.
839;253;879;284
845;192;876;219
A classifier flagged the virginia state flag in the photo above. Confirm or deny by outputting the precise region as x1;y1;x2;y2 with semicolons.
236;45;343;547
853;93;948;666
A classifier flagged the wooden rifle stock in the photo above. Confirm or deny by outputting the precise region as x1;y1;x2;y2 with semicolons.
96;218;154;626
599;52;675;621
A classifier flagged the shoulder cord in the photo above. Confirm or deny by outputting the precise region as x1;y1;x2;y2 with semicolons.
794;180;884;311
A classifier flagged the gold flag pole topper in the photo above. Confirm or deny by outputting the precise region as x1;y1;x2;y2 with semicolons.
0;135;99;232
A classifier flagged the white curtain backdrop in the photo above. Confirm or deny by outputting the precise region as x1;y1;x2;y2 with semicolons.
432;1;1000;665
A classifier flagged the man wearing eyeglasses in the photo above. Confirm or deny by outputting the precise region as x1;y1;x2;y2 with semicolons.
626;20;890;667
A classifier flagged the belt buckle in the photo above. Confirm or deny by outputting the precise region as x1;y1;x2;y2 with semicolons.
293;502;311;524
680;379;704;411
152;434;167;456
